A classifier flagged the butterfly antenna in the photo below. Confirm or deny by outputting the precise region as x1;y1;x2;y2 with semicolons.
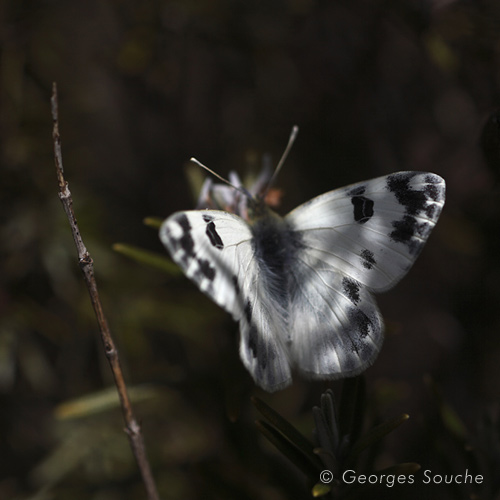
262;125;299;198
190;157;250;198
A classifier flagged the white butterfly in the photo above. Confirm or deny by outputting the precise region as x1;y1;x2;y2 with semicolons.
160;150;445;392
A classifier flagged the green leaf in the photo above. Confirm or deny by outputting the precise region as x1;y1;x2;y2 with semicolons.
252;397;323;471
54;384;163;419
313;405;338;464
312;481;332;497
113;243;181;275
255;419;320;478
316;390;339;453
143;216;164;229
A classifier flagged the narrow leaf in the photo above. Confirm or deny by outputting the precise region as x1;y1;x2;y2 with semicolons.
113;243;181;275
143;216;164;229
255;420;320;478
312;481;332;497
252;397;323;470
54;385;162;419
320;390;339;450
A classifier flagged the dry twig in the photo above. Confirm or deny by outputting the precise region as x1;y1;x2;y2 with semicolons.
51;82;160;500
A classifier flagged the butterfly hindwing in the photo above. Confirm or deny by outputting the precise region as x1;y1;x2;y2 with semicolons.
287;265;383;378
160;210;292;391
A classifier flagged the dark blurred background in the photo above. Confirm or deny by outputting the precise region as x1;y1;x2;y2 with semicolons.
2;1;500;499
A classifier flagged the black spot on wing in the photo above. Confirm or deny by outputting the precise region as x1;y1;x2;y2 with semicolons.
386;172;427;216
351;195;374;224
390;215;428;255
232;275;240;295
176;213;192;233
342;277;361;305
343;307;380;369
424;174;444;200
170;214;195;263
386;173;443;253
202;215;224;250
347;307;375;341
197;258;216;281
242;300;276;370
360;249;376;270
246;325;276;370
247;324;258;358
424;182;440;202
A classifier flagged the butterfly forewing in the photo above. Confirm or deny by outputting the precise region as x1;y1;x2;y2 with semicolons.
286;172;445;292
160;210;292;391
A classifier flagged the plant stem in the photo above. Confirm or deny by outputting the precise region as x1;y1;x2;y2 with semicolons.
51;82;160;500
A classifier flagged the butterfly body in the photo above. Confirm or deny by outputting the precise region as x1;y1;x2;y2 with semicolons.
160;171;445;392
250;210;303;304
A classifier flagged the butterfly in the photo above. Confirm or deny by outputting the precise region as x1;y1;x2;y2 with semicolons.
159;135;445;392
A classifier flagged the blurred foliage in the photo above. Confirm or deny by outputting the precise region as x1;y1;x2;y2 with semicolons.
113;242;182;275
3;0;500;498
253;379;419;499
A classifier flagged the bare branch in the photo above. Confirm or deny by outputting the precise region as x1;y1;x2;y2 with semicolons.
51;82;160;500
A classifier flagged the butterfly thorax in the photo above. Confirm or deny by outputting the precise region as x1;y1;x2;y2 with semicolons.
249;207;303;311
